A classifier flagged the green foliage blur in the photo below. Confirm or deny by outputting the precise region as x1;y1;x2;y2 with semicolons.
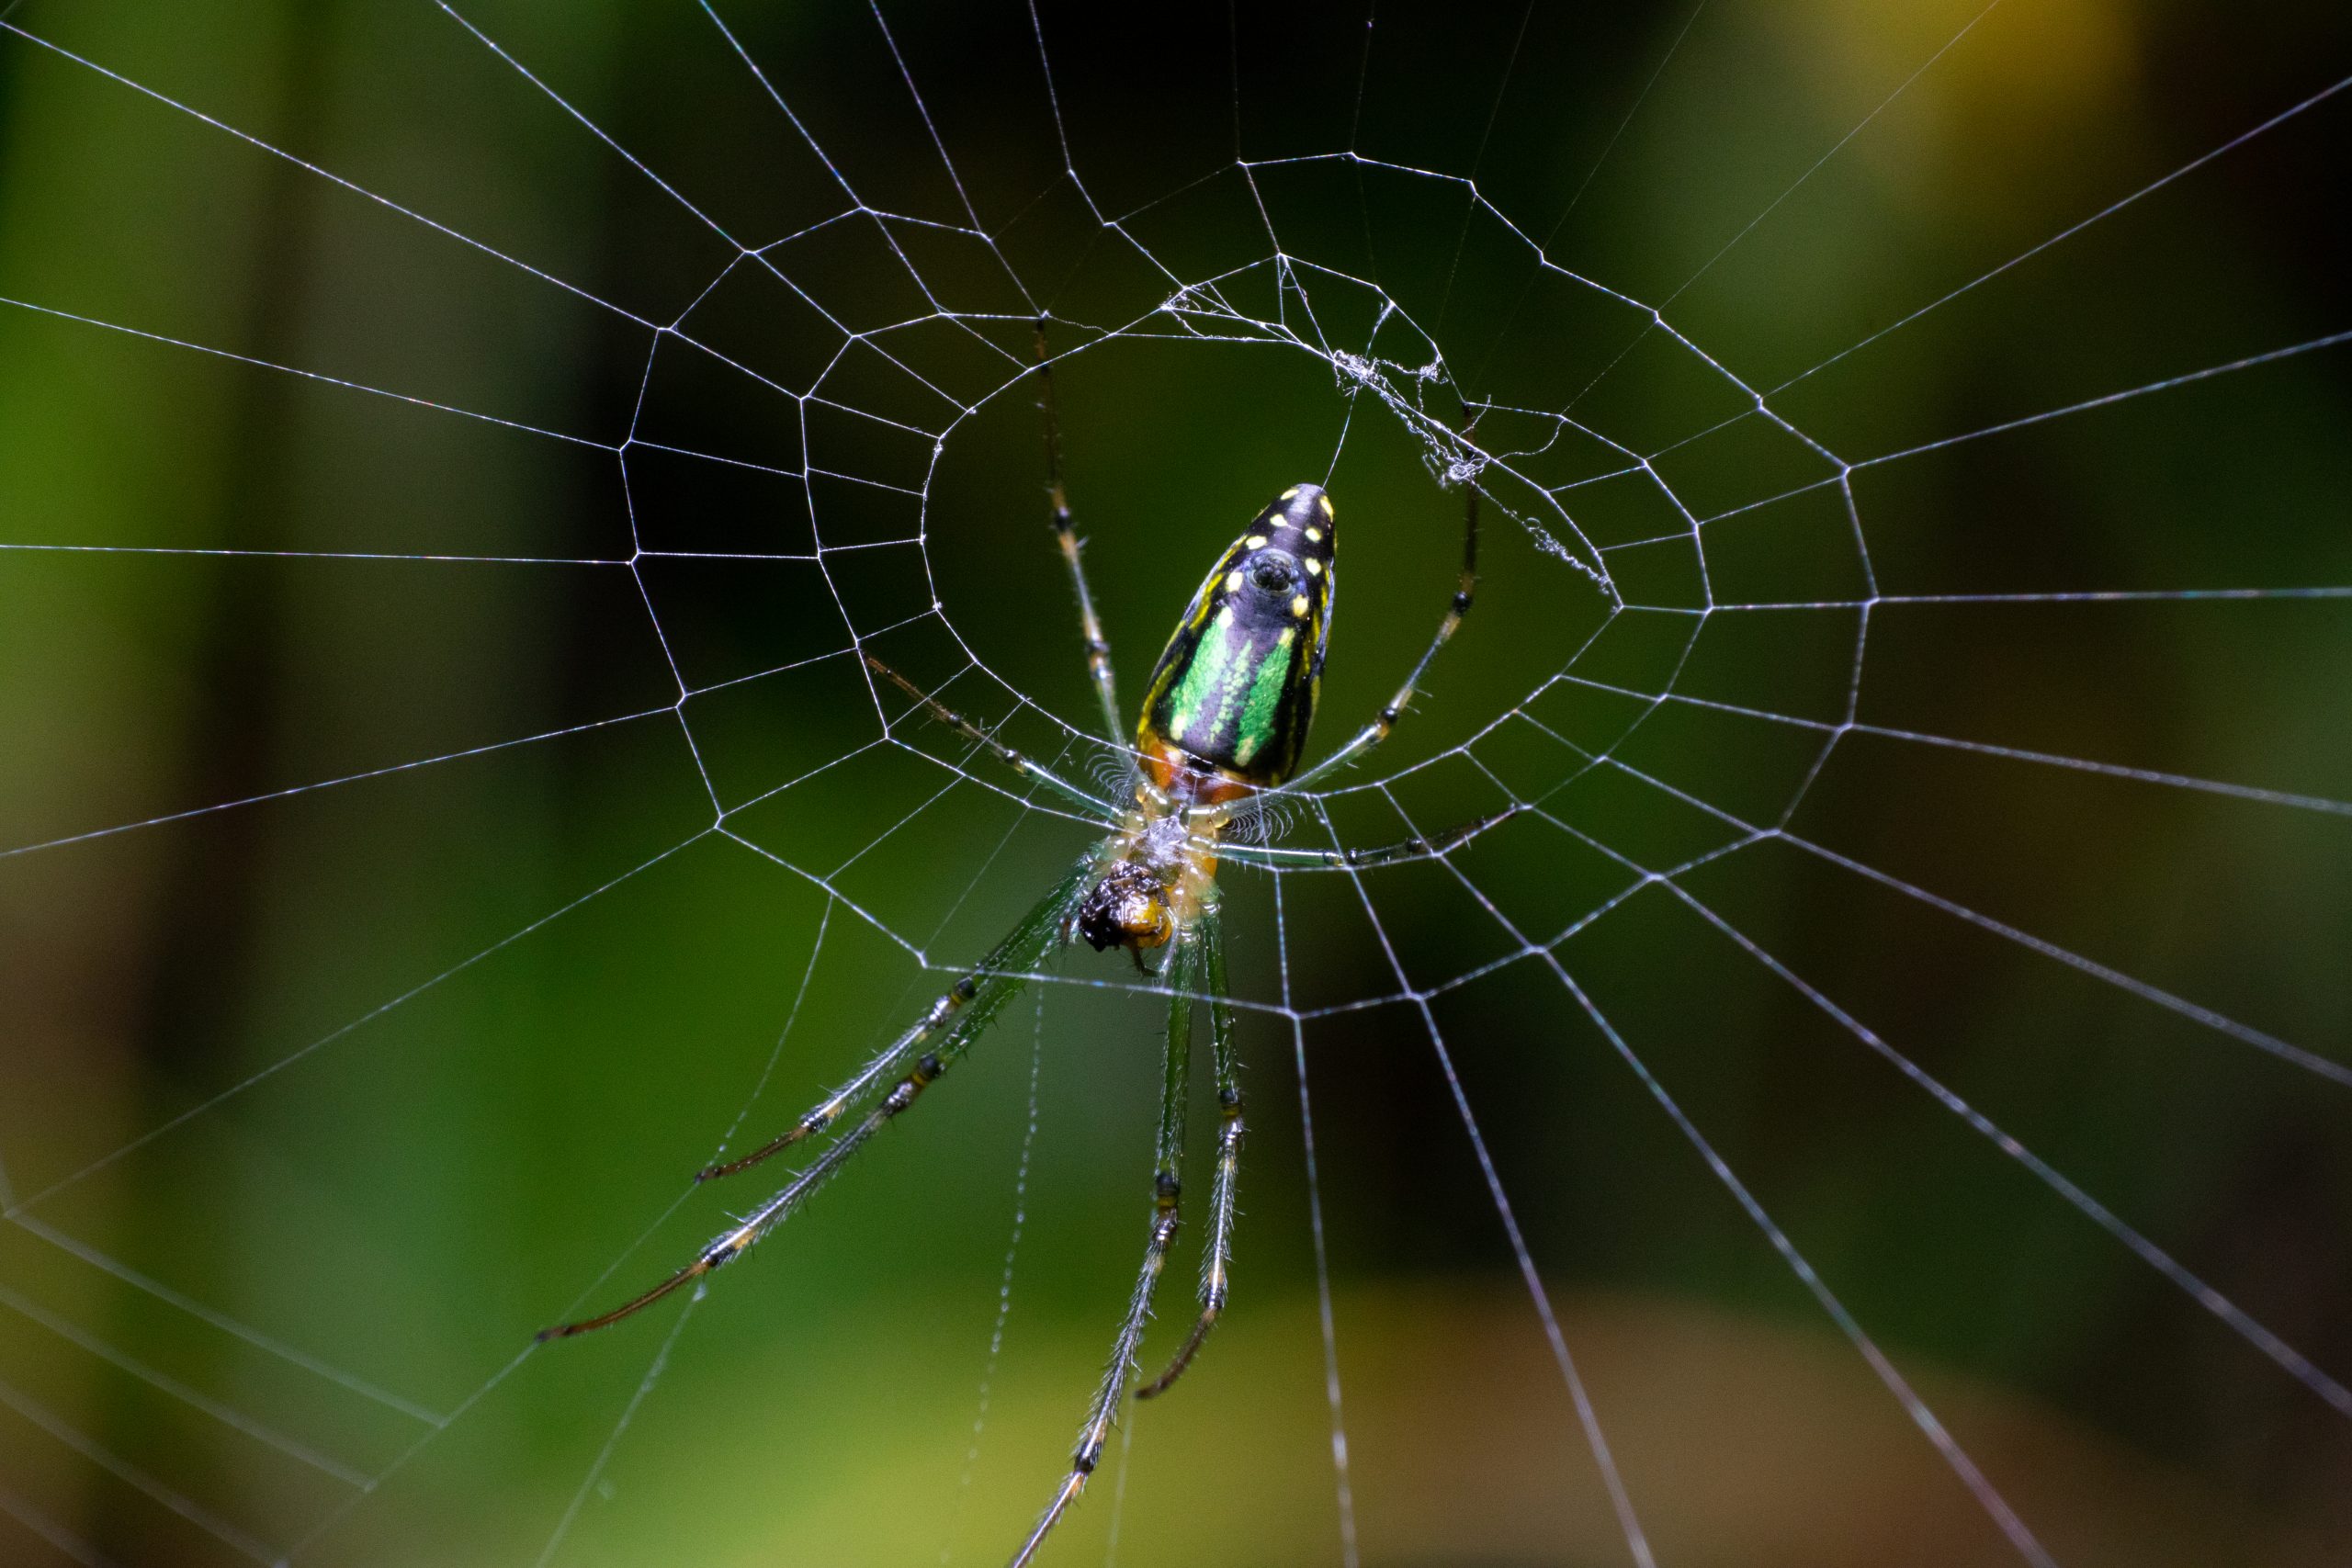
2;2;2347;1564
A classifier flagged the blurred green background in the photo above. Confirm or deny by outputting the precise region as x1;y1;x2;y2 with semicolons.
2;1;2349;1564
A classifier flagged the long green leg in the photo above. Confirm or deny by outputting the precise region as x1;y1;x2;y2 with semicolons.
1007;919;1201;1567
866;655;1122;821
1139;901;1239;1399
537;862;1090;1340
1035;321;1125;747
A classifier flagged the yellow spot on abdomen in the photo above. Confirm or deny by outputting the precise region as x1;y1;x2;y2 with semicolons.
1291;594;1309;617
1304;526;1323;544
1304;558;1322;575
1316;494;1334;518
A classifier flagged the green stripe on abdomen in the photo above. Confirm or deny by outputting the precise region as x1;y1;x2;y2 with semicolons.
1230;627;1296;767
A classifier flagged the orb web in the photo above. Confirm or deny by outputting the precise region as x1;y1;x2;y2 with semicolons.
2;2;2348;1565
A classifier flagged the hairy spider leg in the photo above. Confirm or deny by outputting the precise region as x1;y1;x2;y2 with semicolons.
1214;804;1521;872
1008;915;1205;1568
1139;901;1239;1399
1035;319;1124;747
535;863;1091;1340
697;862;1097;1183
1227;446;1481;808
865;654;1123;821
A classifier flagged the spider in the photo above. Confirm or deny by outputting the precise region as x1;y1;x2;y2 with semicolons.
539;325;1501;1566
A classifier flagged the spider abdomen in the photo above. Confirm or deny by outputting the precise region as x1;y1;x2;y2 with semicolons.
1136;483;1336;788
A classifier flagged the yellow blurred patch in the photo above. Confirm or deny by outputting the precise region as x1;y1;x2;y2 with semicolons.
1780;0;2140;205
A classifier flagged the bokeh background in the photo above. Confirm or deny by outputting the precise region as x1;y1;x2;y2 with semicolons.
2;1;2348;1564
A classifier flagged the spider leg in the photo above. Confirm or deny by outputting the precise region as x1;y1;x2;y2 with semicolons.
696;859;1096;1183
865;654;1123;821
1215;805;1519;872
1250;439;1481;803
536;863;1090;1341
1138;902;1238;1399
1035;319;1125;747
1006;918;1203;1568
540;1052;948;1340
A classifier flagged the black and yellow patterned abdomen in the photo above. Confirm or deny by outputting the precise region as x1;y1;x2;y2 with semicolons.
1136;483;1336;788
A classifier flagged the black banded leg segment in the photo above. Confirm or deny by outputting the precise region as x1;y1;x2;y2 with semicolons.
695;978;974;1184
1034;320;1124;746
696;860;1096;1182
1268;451;1481;798
1006;920;1204;1568
1140;902;1239;1399
536;864;1091;1341
865;655;1119;820
544;1048;956;1339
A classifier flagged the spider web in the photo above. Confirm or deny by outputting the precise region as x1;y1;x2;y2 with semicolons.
2;1;2349;1564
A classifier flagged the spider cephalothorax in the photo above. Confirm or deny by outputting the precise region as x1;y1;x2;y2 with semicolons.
541;322;1490;1568
1074;859;1172;952
1076;810;1226;964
